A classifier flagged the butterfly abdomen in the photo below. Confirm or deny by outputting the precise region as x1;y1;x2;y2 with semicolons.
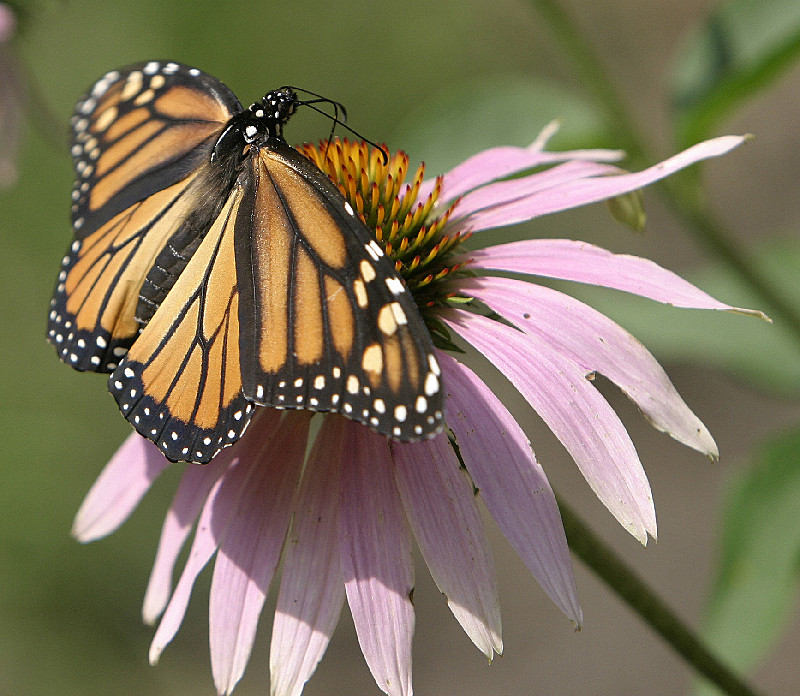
135;164;242;326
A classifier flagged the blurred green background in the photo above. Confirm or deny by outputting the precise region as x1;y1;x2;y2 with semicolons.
2;1;800;695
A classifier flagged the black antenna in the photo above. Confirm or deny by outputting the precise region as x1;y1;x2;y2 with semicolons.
281;86;389;165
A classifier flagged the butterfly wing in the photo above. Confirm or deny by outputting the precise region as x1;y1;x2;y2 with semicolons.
108;178;254;463
236;141;444;440
48;61;242;372
58;63;443;461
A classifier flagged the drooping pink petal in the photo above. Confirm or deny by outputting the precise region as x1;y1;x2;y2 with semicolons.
270;416;347;696
444;309;656;543
461;136;746;230
439;353;582;624
210;411;311;695
72;433;171;542
149;411;281;665
424;125;624;203
0;4;16;43
149;459;244;665
453;160;623;221
470;238;765;317
142;447;235;625
462;276;718;458
339;419;415;696
392;434;502;658
0;30;23;189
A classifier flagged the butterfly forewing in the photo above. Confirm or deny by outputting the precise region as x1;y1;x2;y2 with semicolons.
109;181;253;463
236;142;444;440
49;61;241;372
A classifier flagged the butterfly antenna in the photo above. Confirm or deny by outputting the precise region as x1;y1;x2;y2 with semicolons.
282;86;389;165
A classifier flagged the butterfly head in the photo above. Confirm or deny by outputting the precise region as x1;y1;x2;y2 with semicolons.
256;88;299;137
211;88;300;165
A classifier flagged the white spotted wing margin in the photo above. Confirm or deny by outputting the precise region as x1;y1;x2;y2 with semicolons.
108;182;254;463
235;141;445;441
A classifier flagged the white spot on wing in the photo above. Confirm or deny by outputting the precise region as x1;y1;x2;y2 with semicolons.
424;372;439;396
385;277;404;296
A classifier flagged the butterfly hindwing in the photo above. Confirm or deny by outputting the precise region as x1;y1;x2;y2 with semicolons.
236;141;444;440
48;61;242;372
108;181;254;463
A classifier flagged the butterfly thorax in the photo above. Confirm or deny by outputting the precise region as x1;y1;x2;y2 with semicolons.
211;88;298;167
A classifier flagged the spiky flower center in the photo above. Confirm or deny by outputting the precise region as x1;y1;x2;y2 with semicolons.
298;139;472;318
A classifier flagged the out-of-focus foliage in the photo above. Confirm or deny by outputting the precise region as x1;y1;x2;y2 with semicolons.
695;428;800;696
393;75;611;173
670;0;800;147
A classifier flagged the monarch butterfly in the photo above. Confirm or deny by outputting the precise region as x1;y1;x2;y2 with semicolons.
48;60;444;463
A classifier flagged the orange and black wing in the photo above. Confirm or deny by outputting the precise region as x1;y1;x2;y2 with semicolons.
236;140;445;440
48;61;241;372
108;180;253;463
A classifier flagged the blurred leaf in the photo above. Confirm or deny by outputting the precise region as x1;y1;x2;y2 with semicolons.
670;0;800;147
692;428;800;695
567;238;800;396
391;74;610;174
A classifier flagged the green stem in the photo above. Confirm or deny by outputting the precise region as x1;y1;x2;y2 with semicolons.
557;497;766;696
527;0;800;346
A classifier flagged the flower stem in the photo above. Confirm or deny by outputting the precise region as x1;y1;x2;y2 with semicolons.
557;496;766;696
525;0;646;162
527;0;800;347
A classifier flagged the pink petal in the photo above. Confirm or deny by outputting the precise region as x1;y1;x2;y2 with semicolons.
210;411;310;695
270;416;347;696
392;434;502;658
149;458;245;665
454;160;622;221
0;42;22;188
470;238;765;317
428;125;624;202
142;449;234;624
149;410;281;665
339;419;415;696
439;353;582;624
462;276;719;458
445;309;656;543
0;4;17;43
72;433;170;542
462;136;746;230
